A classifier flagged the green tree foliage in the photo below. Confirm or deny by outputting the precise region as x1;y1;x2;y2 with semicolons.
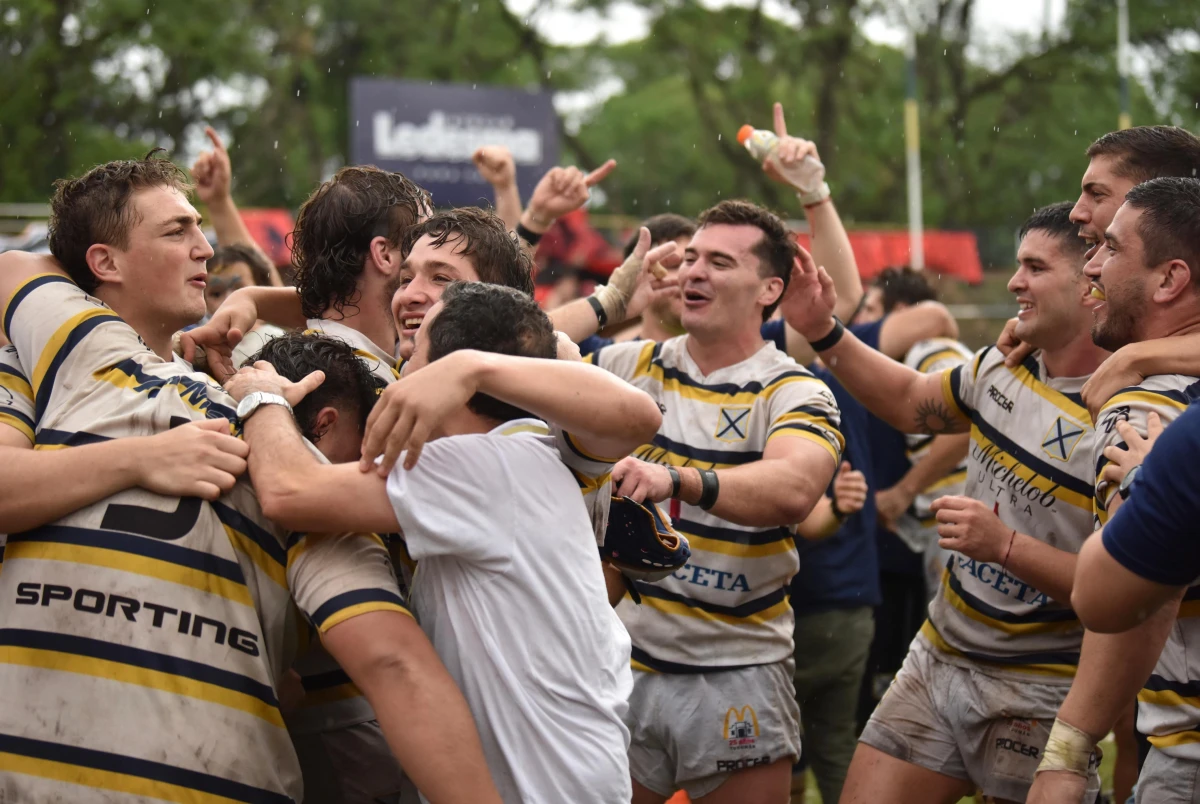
0;0;1197;233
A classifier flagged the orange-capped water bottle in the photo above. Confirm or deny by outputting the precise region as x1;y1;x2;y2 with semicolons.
736;125;826;195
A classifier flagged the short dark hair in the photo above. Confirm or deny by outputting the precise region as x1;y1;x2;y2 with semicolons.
291;166;431;319
250;332;379;444
696;200;798;321
48;151;193;293
424;282;556;423
1018;201;1087;257
622;213;697;258
1086;126;1200;184
209;243;273;287
873;267;937;313
401;207;535;297
1123;177;1200;287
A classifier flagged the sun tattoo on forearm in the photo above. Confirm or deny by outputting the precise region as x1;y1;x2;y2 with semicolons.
914;399;961;435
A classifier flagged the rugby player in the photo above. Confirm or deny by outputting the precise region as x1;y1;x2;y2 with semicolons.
0;155;500;803
585;199;845;804
224;280;662;804
785;201;1106;803
1027;177;1200;804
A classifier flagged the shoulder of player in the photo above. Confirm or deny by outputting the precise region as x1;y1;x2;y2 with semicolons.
1097;373;1200;426
905;337;973;372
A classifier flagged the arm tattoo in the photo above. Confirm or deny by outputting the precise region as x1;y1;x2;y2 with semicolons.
913;399;963;436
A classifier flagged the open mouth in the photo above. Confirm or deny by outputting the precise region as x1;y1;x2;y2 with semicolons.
1089;283;1107;306
187;274;207;289
682;288;711;308
399;314;424;336
1016;299;1034;319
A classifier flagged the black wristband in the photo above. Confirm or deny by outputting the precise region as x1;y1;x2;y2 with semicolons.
809;317;845;352
587;294;609;328
698;468;720;510
667;466;681;499
515;222;543;246
830;494;847;521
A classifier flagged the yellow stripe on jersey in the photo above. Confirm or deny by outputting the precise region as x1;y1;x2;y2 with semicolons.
571;469;613;496
632;443;743;471
0;645;284;727
926;469;968;493
766;425;842;462
0;368;33;402
920;620;1077;679
942;369;970;420
633;350;826;407
640;593;791;627
0;752;253;804
0;411;33;443
1139;687;1200;709
630;657;656;674
222;525;287;591
563;430;625;464
939;569;1079;637
918;348;969;374
1148;731;1200;749
5;541;254;608
318;602;412;634
92;363;217;419
680;531;796;559
970;428;1092;512
31;307;122;399
1103;390;1189;416
354;348;401;381
499;423;551;437
1007;362;1092;425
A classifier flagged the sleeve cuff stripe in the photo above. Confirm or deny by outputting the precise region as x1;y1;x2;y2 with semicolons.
310;589;409;629
317;601;414;633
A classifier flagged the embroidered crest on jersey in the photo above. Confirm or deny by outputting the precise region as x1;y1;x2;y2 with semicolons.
714;406;752;442
1042;416;1085;462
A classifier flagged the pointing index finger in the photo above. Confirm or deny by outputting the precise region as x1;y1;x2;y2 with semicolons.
773;102;788;138
584;159;617;187
204;126;227;155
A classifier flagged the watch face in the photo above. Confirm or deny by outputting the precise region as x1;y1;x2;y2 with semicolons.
236;394;258;419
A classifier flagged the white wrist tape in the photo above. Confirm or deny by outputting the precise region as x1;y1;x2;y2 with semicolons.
1036;718;1097;777
798;181;832;207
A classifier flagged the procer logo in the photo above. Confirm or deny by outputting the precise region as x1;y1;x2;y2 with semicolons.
716;755;771;773
995;737;1040;759
987;385;1015;413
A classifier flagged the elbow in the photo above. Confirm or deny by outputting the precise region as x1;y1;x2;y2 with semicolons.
1071;586;1138;634
630;393;663;443
256;471;313;532
928;302;959;339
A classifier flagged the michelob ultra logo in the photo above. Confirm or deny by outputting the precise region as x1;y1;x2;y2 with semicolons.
725;705;760;749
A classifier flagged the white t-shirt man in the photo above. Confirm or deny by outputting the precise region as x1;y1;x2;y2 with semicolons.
386;418;633;804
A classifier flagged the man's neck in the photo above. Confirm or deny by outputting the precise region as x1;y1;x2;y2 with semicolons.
327;296;397;357
1138;304;1200;349
97;290;178;361
640;314;685;343
684;326;765;376
441;410;502;438
1041;329;1109;379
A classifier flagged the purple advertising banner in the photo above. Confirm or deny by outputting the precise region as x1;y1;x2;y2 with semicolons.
349;78;560;208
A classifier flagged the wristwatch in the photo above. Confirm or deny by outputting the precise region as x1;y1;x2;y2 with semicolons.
1117;464;1142;501
236;391;292;422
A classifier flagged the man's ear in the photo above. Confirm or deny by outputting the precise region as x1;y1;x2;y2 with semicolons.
367;236;401;279
758;276;785;310
313;406;339;440
85;243;120;287
1154;258;1194;305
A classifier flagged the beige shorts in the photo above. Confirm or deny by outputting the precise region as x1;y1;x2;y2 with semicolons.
859;635;1100;802
625;659;801;799
290;720;406;804
1137;747;1200;803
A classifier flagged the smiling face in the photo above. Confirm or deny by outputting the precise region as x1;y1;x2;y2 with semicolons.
1085;202;1153;352
391;234;481;361
1071;155;1139;259
678;224;783;338
108;185;213;330
1007;229;1093;351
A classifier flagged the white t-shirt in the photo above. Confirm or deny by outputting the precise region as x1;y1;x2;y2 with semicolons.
386;419;632;804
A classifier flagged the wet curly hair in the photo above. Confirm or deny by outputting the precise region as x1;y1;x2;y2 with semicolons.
48;150;193;293
401;206;535;297
290;166;431;319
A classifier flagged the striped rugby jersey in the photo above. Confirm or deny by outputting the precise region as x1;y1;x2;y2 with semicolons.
928;347;1096;684
904;338;973;528
588;337;843;672
1092;373;1200;760
305;317;401;390
0;274;409;803
0;344;34;568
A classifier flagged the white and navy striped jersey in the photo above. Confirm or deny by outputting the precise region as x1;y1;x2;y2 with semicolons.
928;347;1096;684
1091;373;1200;761
0;273;409;803
588;337;843;672
0;344;33;446
305;317;401;391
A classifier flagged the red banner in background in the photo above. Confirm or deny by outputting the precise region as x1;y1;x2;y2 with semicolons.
239;209;296;267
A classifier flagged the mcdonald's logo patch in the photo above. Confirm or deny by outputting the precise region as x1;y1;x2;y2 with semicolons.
724;705;759;750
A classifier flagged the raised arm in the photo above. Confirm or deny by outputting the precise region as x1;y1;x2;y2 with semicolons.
192;127;282;285
360;349;663;474
876;302;959;359
779;255;969;435
472;146;523;232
